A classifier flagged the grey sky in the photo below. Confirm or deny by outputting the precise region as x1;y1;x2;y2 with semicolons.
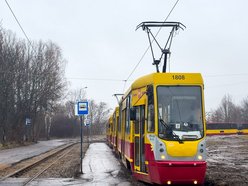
1;0;248;112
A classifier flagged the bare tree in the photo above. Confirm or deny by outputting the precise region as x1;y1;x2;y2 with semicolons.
28;41;66;142
64;89;88;137
241;97;248;122
0;26;67;144
90;101;110;135
0;29;21;143
0;25;112;144
208;94;242;123
209;108;224;122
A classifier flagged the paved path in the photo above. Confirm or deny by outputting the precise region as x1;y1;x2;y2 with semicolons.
80;143;131;186
0;139;72;170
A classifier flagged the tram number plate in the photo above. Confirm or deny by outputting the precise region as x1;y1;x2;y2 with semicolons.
172;75;185;80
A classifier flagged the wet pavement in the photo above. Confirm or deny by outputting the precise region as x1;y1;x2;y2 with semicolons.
80;143;131;186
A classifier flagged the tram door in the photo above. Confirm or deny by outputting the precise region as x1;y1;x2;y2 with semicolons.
134;105;146;172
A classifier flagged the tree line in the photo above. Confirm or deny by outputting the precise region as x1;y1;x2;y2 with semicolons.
0;25;110;146
0;25;67;144
207;94;248;123
50;89;111;138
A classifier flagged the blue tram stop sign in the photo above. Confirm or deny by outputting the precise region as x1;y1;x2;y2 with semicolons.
77;101;88;115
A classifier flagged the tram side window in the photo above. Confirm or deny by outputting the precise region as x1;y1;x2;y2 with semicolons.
147;85;154;132
207;123;237;129
122;110;126;133
118;108;121;133
113;116;116;133
241;124;248;129
230;123;237;129
147;104;154;132
135;107;140;134
117;116;119;132
126;96;130;134
109;123;111;133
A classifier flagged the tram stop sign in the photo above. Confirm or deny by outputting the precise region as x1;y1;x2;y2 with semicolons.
85;118;91;126
77;101;88;115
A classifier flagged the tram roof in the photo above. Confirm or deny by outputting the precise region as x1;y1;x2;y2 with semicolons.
131;72;203;90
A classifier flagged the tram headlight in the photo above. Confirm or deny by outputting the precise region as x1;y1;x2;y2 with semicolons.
197;155;203;160
161;155;166;159
167;180;171;185
194;180;198;185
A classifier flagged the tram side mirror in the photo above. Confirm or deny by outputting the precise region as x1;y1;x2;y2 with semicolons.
146;85;154;104
146;85;153;96
130;107;136;121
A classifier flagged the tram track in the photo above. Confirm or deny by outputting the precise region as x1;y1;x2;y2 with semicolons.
22;144;77;186
0;141;80;185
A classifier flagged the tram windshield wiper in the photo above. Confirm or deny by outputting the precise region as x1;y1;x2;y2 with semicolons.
159;119;184;144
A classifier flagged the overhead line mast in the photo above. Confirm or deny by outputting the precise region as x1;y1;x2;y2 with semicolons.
136;21;185;73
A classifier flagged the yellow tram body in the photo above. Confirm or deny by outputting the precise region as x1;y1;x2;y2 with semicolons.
108;72;207;185
107;115;113;146
112;107;119;149
206;122;248;135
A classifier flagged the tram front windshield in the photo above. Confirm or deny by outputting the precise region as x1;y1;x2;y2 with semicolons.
157;86;204;141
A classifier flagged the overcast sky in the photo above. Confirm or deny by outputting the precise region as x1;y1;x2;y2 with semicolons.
1;0;248;112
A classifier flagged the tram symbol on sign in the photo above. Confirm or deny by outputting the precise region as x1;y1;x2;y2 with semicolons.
79;104;86;110
77;101;88;115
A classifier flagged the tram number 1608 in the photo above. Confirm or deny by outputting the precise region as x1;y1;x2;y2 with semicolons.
172;75;185;80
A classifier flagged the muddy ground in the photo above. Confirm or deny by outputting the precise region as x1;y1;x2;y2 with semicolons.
205;135;248;186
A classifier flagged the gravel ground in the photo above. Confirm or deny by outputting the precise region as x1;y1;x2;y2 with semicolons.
39;143;88;178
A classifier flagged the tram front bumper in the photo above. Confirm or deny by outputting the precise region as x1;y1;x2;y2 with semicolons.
148;161;207;185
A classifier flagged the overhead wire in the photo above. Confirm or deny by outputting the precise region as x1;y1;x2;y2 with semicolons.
123;0;180;92
4;0;36;52
2;0;247;91
1;69;247;79
67;77;130;82
205;73;248;78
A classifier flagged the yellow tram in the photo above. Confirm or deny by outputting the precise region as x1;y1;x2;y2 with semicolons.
107;21;207;185
108;72;207;185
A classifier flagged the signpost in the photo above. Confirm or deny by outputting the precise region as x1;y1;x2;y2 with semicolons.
25;118;31;125
24;118;31;141
78;102;88;115
84;117;91;144
76;101;88;174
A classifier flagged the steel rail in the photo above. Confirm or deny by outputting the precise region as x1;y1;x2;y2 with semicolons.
23;145;77;186
0;142;78;182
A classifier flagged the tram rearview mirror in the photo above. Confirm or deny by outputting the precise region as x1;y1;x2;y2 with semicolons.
130;107;136;121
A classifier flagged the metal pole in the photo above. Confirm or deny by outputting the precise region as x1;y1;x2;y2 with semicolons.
86;124;89;145
80;115;83;174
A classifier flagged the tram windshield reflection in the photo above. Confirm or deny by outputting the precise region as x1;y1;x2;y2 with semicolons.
157;86;204;141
